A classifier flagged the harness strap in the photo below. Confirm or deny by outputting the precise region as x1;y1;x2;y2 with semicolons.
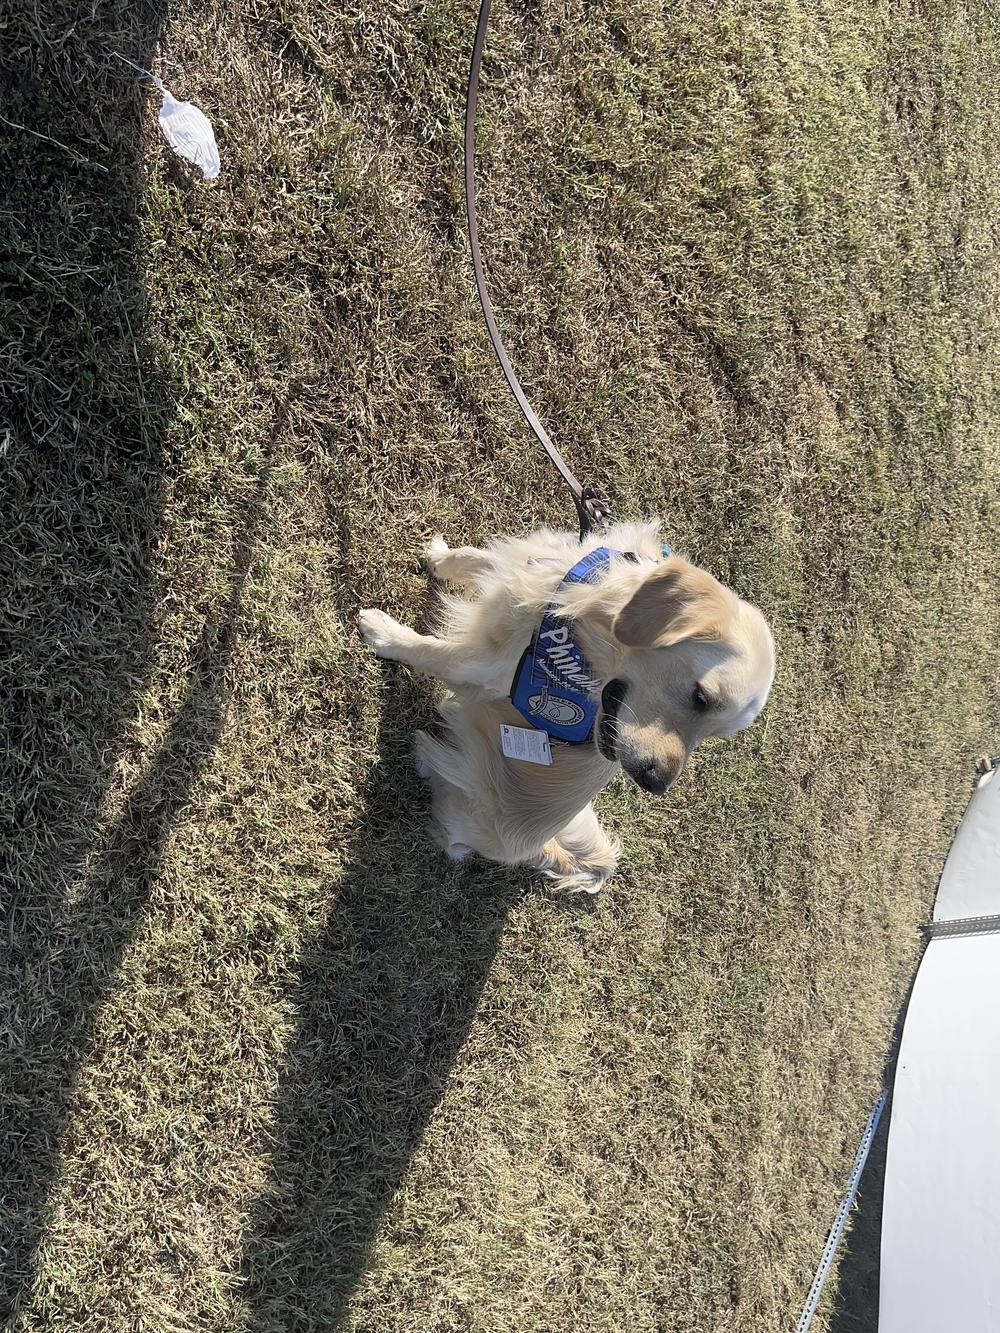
509;543;671;746
510;547;614;743
464;0;611;539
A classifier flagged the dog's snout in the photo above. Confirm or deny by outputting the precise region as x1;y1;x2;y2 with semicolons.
623;757;674;795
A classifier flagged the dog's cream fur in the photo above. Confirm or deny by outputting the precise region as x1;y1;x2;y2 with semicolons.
359;521;775;893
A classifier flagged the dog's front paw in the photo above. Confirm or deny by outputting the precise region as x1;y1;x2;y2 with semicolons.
358;607;404;658
423;535;449;575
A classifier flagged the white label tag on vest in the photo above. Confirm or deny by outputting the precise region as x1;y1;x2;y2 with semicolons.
500;724;553;765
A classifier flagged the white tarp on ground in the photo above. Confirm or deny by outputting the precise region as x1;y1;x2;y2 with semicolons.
879;764;1000;1331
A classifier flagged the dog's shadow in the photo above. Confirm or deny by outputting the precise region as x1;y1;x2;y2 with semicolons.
240;656;526;1329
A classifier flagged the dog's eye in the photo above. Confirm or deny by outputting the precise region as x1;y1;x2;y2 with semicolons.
692;684;710;712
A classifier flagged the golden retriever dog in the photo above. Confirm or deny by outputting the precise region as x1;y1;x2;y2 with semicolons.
359;521;775;893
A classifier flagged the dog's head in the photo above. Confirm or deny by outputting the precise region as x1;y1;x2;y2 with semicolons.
593;555;775;793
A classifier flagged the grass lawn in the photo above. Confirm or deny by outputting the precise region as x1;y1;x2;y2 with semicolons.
4;0;1000;1329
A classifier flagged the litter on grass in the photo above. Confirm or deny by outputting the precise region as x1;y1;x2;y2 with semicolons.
114;53;220;180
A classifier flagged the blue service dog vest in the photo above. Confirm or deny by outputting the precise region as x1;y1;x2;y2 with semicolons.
509;547;613;745
510;543;673;745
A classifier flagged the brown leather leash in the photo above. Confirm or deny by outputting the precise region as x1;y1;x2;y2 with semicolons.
464;0;613;540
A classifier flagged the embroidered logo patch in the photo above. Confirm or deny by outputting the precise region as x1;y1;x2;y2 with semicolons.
526;692;587;728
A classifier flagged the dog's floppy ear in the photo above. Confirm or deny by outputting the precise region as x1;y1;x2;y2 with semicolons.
613;556;731;648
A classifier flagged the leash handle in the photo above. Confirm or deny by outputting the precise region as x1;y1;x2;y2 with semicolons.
464;0;610;539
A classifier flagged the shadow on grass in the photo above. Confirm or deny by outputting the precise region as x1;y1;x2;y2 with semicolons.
827;973;921;1333
240;654;524;1331
827;1099;890;1333
3;484;261;1327
0;3;263;1321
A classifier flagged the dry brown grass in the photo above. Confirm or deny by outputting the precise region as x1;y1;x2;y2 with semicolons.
3;1;1000;1330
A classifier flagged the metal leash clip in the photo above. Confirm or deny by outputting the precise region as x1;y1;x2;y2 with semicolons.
578;486;613;536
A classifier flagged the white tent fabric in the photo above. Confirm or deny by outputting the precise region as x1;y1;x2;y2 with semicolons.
933;763;1000;921
879;764;1000;1331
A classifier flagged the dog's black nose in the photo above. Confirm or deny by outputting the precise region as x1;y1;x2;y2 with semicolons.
624;758;673;795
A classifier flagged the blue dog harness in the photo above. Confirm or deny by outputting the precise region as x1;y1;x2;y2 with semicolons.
510;544;672;745
510;547;611;744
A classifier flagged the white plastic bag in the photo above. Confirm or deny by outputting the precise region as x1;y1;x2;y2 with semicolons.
114;54;220;180
157;87;220;180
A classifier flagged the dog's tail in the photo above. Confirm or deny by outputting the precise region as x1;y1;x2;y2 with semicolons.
535;804;619;895
413;726;470;788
